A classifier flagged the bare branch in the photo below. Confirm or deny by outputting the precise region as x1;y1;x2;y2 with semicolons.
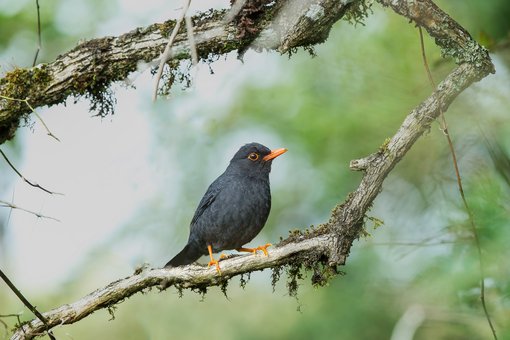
0;149;62;195
0;199;61;222
0;269;56;340
185;16;198;67
0;95;60;142
152;0;192;101
32;0;42;67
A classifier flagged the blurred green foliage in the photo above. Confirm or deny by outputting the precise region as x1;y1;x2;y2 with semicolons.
1;0;510;339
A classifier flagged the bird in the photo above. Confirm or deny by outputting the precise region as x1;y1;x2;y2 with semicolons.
164;142;287;273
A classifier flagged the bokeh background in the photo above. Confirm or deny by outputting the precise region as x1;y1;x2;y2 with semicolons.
1;0;509;339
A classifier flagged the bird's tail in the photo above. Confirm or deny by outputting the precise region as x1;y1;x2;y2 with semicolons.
164;243;203;268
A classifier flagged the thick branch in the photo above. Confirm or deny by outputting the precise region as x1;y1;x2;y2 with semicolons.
11;235;332;340
10;0;495;338
0;0;354;145
377;0;494;69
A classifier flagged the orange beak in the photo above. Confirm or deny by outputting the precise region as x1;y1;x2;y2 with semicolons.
263;148;288;161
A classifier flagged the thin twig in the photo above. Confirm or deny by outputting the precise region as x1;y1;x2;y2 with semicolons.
0;149;62;195
33;111;60;142
418;26;497;340
0;199;61;222
32;0;42;67
0;269;56;340
185;15;199;87
152;0;192;101
185;16;198;66
6;190;15;228
0;95;60;142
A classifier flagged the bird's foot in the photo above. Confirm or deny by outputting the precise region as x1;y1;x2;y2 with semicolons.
207;258;221;274
237;243;272;256
207;245;222;274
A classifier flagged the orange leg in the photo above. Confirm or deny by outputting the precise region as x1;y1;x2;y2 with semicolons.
207;245;222;274
236;243;272;256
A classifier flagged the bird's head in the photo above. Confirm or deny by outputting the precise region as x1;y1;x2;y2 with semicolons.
226;142;287;178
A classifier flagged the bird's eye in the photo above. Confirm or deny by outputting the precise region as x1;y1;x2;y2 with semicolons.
248;152;259;161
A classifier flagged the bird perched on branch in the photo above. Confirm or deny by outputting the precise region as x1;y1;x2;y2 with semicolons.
165;142;287;273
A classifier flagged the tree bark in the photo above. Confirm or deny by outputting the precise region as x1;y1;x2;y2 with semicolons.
0;0;354;145
6;0;494;338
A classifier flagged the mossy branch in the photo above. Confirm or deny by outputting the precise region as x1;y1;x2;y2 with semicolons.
11;235;333;340
0;0;354;145
9;0;495;338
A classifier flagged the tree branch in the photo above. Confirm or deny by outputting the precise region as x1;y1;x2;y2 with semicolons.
0;149;62;195
0;0;354;145
152;0;191;101
0;199;61;222
12;235;332;340
0;269;56;340
8;0;495;338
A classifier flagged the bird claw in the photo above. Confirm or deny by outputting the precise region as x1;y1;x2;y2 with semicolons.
255;243;272;256
237;243;272;256
208;259;222;275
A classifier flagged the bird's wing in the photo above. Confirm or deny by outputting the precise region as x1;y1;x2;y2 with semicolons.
190;176;225;227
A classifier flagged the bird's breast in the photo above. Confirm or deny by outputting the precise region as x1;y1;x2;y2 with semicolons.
221;177;271;225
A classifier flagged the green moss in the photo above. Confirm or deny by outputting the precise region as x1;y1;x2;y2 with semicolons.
271;266;283;292
64;37;128;117
153;60;190;96
193;8;226;27
155;19;177;37
379;137;391;154
220;279;229;299
239;272;251;289
310;262;338;287
343;0;374;26
438;35;492;69
107;305;117;321
175;284;184;298
0;65;52;110
367;216;384;230
191;285;208;301
0;65;53;141
286;262;303;298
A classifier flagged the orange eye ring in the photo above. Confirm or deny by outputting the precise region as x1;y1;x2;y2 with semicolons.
248;152;259;161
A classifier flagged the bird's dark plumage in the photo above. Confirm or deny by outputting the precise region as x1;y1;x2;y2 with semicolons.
165;142;286;269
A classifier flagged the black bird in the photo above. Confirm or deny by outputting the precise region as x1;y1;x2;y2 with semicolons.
165;142;287;272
